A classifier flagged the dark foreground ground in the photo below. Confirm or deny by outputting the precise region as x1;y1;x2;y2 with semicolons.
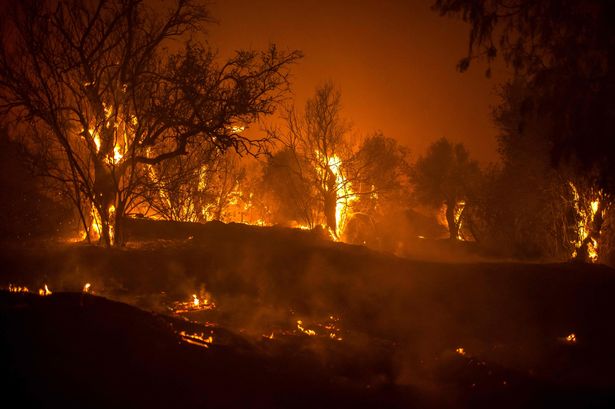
1;220;615;408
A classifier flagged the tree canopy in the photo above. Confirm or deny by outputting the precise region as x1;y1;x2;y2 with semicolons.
433;0;615;194
0;0;301;245
411;137;479;240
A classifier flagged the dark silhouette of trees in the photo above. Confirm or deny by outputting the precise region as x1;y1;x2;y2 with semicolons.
0;128;74;241
343;133;410;246
410;137;480;240
434;0;614;261
433;0;615;193
0;0;301;246
466;80;573;258
260;147;319;228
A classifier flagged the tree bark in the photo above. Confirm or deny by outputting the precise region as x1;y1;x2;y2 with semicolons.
323;165;338;237
445;200;459;240
574;201;605;263
93;162;116;247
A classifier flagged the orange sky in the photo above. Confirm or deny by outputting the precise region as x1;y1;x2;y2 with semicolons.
208;0;510;163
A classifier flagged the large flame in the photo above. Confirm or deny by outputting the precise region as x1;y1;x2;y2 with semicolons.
38;284;52;296
89;204;116;244
315;152;357;239
569;182;602;262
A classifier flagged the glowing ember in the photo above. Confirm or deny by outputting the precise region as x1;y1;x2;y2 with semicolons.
38;284;52;296
8;284;30;293
320;315;343;341
179;331;214;348
296;320;316;336
454;200;466;240
170;291;215;314
455;347;466;356
564;333;577;344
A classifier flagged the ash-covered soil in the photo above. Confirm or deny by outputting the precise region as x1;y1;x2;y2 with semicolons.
1;220;615;408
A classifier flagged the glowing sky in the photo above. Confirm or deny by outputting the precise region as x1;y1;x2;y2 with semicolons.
209;0;510;162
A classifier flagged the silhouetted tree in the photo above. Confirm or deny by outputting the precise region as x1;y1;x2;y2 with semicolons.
0;129;74;240
343;133;410;246
260;148;319;227
433;0;615;194
270;82;354;237
411;137;480;240
0;0;301;246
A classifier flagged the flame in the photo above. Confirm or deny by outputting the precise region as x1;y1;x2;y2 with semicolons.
171;291;215;314
454;201;466;240
38;284;52;296
455;347;466;356
436;200;466;240
290;222;312;230
569;182;602;262
108;205;116;244
112;144;123;164
103;102;113;120
179;331;214;348
8;284;30;293
83;283;91;293
315;152;358;238
564;333;577;344
90;204;102;241
89;129;101;152
296;320;316;336
89;204;116;244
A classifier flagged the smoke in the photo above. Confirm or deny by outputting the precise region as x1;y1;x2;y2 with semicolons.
2;220;615;398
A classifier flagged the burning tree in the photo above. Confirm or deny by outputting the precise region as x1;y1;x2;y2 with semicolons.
433;0;615;261
410;137;480;240
342;133;410;247
140;146;251;224
0;0;301;246
569;182;606;263
267;82;356;238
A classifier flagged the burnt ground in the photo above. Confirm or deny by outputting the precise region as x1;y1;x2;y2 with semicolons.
1;220;615;408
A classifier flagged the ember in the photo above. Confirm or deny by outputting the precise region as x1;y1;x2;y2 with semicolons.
178;331;214;348
296;320;316;336
170;290;216;314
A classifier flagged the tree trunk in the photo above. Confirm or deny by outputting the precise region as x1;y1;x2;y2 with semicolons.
114;200;125;247
323;165;338;237
574;201;605;263
93;162;116;247
445;200;458;240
